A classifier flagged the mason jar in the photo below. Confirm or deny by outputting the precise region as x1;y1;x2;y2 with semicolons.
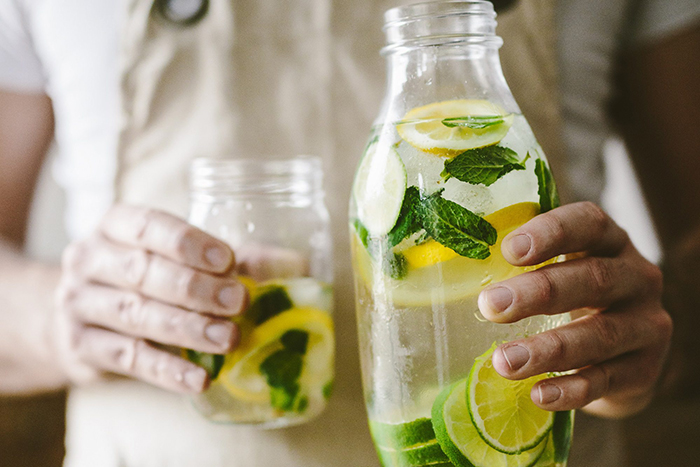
349;2;573;465
187;156;334;428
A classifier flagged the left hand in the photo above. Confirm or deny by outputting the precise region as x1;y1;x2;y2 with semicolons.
478;202;672;419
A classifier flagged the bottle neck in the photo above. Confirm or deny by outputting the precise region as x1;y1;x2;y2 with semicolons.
380;1;519;120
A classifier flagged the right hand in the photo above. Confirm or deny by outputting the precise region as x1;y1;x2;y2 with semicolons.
55;205;249;393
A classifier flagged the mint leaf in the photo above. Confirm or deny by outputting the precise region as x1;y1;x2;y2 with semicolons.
535;158;560;213
443;146;527;186
185;350;224;380
260;349;303;389
281;330;309;354
383;252;408;280
442;115;504;129
260;349;304;411
353;219;370;248
387;186;422;248
247;285;293;324
270;385;299;411
416;190;497;260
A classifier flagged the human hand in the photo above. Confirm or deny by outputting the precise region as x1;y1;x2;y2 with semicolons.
478;202;672;418
55;205;248;393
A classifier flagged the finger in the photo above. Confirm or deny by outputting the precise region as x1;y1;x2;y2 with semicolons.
62;283;239;353
530;350;663;414
100;205;234;273
72;326;209;393
491;305;672;380
235;243;310;282
501;202;630;266
64;238;248;316
478;255;660;322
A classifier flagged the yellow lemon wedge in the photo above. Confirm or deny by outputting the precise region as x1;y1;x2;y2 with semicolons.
397;100;513;154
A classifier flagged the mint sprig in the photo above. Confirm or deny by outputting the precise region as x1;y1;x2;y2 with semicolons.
387;186;422;248
259;330;311;412
416;190;497;260
535;158;560;213
442;146;528;186
441;115;505;129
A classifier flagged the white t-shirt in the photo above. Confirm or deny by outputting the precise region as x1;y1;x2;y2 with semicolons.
1;1;699;466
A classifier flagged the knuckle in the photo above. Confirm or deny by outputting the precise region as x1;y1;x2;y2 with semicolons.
55;282;78;310
584;257;614;298
531;269;557;304
651;309;673;346
580;202;609;237
587;312;620;351
544;329;567;363
117;292;147;328
177;268;200;301
642;262;664;296
541;212;567;248
123;249;150;287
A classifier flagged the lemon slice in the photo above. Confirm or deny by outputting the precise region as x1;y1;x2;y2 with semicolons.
397;100;514;153
353;141;408;237
467;344;554;454
219;307;334;404
353;202;543;307
432;379;547;467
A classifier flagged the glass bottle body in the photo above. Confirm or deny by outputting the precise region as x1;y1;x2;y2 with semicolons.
349;2;572;465
188;157;334;428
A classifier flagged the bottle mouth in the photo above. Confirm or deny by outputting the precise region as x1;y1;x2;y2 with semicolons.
190;156;324;201
382;1;502;55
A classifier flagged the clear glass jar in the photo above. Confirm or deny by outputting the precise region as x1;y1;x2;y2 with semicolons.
349;2;572;465
188;156;334;428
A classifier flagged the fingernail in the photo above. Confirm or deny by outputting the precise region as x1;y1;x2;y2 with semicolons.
204;322;233;347
205;246;231;270
482;287;513;313
538;383;562;404
501;345;530;371
183;368;207;391
217;283;245;311
506;234;531;260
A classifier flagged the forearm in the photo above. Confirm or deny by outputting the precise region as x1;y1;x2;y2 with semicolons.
0;239;67;394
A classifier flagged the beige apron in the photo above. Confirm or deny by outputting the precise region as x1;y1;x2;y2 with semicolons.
65;1;600;466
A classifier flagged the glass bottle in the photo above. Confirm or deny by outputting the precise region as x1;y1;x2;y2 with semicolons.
349;2;572;465
188;156;334;428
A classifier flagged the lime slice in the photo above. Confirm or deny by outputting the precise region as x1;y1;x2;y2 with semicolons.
353;141;408;237
467;345;554;454
551;411;573;463
219;307;334;404
352;202;546;307
397;100;513;154
371;418;451;466
432;379;546;467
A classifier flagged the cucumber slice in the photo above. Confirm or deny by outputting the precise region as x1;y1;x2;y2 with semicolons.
353;141;408;237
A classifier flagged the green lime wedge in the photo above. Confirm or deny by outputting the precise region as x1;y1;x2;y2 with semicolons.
353;140;407;237
467;344;554;454
376;441;451;466
432;380;547;467
371;418;452;466
551;411;573;463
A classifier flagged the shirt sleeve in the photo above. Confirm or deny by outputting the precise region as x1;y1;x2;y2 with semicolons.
627;0;700;46
0;0;46;93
